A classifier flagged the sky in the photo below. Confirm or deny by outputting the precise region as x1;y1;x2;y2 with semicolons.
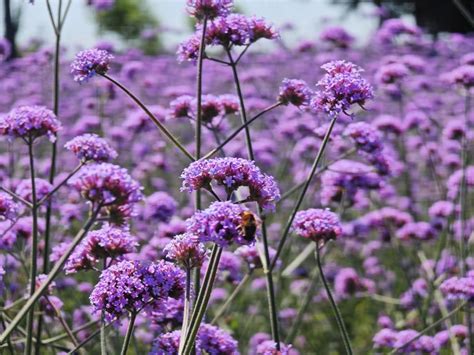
4;0;393;54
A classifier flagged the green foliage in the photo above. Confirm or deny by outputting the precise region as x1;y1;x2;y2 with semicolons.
94;0;161;54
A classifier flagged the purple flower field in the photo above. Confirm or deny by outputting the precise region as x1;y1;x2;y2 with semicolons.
0;0;474;354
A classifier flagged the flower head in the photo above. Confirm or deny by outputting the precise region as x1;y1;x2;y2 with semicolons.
65;134;117;162
255;340;294;355
16;178;53;203
71;48;113;83
69;163;143;207
278;79;312;108
143;192;177;223
186;201;257;247
181;157;280;211
440;274;474;302
293;208;342;243
186;0;233;21
344;122;383;154
65;225;138;274
312;60;373;117
0;192;19;221
90;260;185;321
442;65;474;89
0;106;61;142
320;26;354;48
164;233;207;269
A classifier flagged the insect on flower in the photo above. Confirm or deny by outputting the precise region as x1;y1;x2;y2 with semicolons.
239;210;260;243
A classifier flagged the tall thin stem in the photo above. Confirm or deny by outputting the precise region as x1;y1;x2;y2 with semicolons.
316;247;353;355
120;312;137;355
270;116;338;271
459;93;472;352
101;74;194;161
25;140;38;355
193;16;208;310
181;245;223;355
211;270;252;324
227;50;281;348
178;268;193;354
0;207;101;343
37;2;65;352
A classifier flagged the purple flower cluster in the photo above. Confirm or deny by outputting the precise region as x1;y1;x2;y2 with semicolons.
65;133;118;162
440;273;474;302
442;64;474;89
150;323;239;354
186;0;233;21
320;26;354;49
16;178;53;203
0;192;18;221
320;160;383;206
71;48;113;83
344;122;383;154
163;233;207;269
0;105;61;142
142;192;177;223
312;60;374;117
178;14;278;62
186;201;257;247
334;267;375;300
90;259;185;321
181;157;280;211
278;79;312;108
65;225;138;274
293;208;342;243
69;163;142;207
373;328;438;353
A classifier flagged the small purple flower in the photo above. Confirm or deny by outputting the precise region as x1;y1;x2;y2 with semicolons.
16;178;53;203
344;122;383;154
0;192;19;221
255;340;294;355
181;157;280;211
396;222;437;241
278;79;312;108
0;106;61;142
168;95;194;118
320;26;354;48
65;225;138;274
90;259;185;321
164;233;207;269
375;62;409;85
187;201;257;247
186;0;233;21
293;208;342;243
440;274;474;302
334;267;375;299
442;64;474;89
311;60;374;117
143;192;178;223
236;245;277;270
65;133;117;162
69;163;143;207
71;48;113;83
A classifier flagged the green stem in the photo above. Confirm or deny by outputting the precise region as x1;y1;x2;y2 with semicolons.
120;312;137;355
286;268;319;343
389;301;466;354
101;74;194;161
100;260;107;355
202;103;282;160
0;207;101;343
178;268;193;354
227;49;281;348
270;116;338;271
211;270;252;325
316;247;353;355
181;245;222;355
25;140;39;355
